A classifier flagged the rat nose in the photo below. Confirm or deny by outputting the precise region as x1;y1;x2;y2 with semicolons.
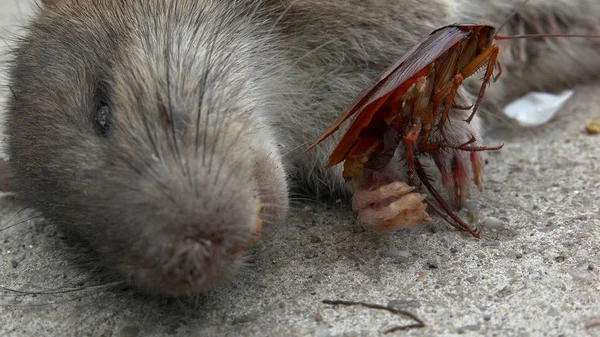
161;238;219;284
155;203;263;286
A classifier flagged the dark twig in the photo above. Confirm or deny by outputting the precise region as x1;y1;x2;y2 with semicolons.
322;299;425;334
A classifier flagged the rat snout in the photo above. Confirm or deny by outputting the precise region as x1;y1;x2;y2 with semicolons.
113;149;271;295
160;237;221;286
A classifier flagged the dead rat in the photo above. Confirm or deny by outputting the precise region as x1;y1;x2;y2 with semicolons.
2;0;599;296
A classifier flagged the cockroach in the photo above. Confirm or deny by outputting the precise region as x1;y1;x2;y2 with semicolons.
305;0;600;238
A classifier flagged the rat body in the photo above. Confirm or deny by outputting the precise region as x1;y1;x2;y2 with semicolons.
3;0;600;296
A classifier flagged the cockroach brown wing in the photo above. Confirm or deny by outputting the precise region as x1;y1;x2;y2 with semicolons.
305;25;470;168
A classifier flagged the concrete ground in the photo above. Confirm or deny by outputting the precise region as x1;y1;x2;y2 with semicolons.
1;1;599;337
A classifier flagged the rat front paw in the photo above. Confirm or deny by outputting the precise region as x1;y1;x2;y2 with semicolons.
352;181;433;232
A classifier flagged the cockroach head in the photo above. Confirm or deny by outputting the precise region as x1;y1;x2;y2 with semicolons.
480;25;497;49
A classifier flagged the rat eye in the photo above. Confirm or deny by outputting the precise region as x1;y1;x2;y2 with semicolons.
95;101;112;136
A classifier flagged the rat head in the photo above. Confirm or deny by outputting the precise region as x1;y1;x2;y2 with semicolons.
5;0;289;295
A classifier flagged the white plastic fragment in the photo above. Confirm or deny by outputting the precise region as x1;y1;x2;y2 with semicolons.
502;90;574;127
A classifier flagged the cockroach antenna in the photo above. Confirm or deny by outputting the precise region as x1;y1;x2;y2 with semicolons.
494;0;600;40
495;0;530;34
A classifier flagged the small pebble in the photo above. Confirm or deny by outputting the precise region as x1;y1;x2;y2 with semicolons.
11;260;18;268
483;315;492;321
585;119;600;134
475;252;486;259
481;217;505;230
310;235;322;244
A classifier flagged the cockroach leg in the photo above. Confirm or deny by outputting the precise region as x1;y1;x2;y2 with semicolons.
432;74;465;144
440;74;465;142
423;198;471;233
448;143;504;152
460;45;500;123
414;158;480;238
493;60;503;81
440;134;504;152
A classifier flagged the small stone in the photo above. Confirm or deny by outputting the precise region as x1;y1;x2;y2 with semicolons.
11;260;18;268
315;313;323;323
585;119;600;134
475;252;486;259
483;315;491;321
427;260;439;269
481;217;505;230
310;235;322;244
554;256;566;263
